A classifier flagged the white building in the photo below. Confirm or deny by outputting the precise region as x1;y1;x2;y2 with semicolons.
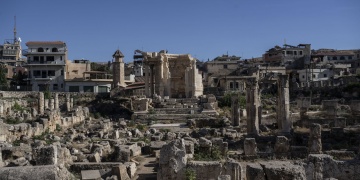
23;41;67;91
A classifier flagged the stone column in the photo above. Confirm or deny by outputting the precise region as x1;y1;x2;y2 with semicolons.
66;94;71;111
50;99;55;110
70;98;74;109
54;93;59;110
144;63;149;97
39;92;44;114
0;148;3;167
44;99;49;109
277;75;291;134
231;94;240;127
245;78;260;135
308;123;322;154
150;64;154;97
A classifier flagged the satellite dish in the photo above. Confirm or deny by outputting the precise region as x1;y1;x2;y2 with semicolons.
18;37;22;42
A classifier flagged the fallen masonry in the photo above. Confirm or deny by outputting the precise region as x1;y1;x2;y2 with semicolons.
0;68;360;180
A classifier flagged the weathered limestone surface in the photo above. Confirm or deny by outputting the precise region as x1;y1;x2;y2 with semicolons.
261;161;306;180
305;154;360;180
132;98;151;112
33;145;58;165
112;164;130;180
0;165;75;180
245;77;260;135
66;94;70;111
142;50;203;98
246;163;265;180
231;94;240;126
308;123;322;154
277;75;291;133
157;139;187;180
54;93;59;110
274;136;290;157
39;92;44;115
244;138;257;156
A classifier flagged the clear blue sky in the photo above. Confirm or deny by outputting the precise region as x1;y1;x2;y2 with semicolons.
1;0;359;62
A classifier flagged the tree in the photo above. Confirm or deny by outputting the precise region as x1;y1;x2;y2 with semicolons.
0;64;8;90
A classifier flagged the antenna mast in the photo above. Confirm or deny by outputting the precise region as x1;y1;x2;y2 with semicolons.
14;16;17;42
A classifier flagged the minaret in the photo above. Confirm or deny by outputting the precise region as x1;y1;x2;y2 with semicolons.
112;49;126;88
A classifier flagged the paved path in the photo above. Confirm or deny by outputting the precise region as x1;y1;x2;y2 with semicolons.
134;155;157;180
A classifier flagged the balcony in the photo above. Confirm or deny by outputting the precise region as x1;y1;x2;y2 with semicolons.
22;49;66;56
26;61;65;66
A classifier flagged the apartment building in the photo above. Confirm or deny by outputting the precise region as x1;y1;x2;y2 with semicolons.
23;41;67;91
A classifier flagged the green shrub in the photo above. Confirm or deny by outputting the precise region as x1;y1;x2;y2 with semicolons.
219;92;246;108
185;168;196;180
13;102;24;112
193;145;223;161
56;124;62;131
94;112;101;119
5;117;21;124
136;124;146;131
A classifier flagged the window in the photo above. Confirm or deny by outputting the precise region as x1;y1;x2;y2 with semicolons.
84;86;94;92
40;56;45;63
69;86;80;92
294;51;297;55
340;56;345;60
229;82;233;89
61;83;63;88
223;64;228;69
235;82;239;89
52;48;58;52
33;70;41;77
348;56;352;60
61;70;64;76
286;51;293;55
98;86;108;93
48;70;55;76
302;75;305;79
33;56;39;61
53;84;58;90
324;74;327;77
46;56;55;61
299;51;303;55
327;56;330;60
37;47;44;52
333;56;337;60
312;74;316;78
60;56;63;60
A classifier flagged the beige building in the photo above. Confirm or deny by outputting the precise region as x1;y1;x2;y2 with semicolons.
141;50;203;98
65;59;91;79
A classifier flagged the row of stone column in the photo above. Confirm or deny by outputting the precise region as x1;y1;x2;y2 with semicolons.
231;74;291;136
38;92;73;114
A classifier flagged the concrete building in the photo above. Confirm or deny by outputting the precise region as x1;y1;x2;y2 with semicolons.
65;59;91;79
64;71;112;93
263;44;311;68
133;50;144;77
23;41;67;91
